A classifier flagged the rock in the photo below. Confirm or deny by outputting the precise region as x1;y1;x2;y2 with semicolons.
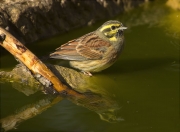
0;0;148;44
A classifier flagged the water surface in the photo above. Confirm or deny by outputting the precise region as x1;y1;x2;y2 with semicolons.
0;1;179;132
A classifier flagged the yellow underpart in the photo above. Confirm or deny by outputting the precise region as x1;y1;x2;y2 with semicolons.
100;24;121;32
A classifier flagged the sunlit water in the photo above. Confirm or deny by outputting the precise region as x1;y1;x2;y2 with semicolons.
0;1;179;132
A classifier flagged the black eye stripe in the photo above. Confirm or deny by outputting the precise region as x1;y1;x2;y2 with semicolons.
111;26;117;30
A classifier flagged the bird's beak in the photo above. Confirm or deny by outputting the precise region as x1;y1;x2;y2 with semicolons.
119;26;127;30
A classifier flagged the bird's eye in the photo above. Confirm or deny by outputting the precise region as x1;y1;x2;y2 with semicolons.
111;26;116;30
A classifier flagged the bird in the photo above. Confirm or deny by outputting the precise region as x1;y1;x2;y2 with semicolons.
49;20;127;76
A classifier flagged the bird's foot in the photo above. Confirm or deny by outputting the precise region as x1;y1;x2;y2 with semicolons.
81;71;93;76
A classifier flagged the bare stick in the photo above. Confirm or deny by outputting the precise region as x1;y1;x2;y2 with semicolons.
0;27;83;97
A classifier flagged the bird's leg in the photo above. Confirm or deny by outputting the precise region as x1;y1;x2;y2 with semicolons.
81;71;93;76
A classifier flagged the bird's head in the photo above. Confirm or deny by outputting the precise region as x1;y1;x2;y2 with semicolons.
97;20;127;42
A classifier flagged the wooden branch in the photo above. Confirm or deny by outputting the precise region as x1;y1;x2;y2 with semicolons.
0;27;84;97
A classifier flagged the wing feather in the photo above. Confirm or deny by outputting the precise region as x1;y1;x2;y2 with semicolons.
49;32;111;61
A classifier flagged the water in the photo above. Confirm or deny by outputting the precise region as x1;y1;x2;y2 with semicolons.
0;1;179;132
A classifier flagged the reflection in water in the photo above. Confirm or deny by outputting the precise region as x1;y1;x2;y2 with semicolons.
52;65;123;123
69;92;120;123
167;61;180;72
0;65;122;131
0;95;63;132
170;40;180;51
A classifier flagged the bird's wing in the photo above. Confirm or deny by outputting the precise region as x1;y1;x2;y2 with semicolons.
49;39;86;60
77;33;111;60
49;32;111;61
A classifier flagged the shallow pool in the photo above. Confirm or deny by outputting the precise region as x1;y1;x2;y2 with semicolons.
0;0;179;132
